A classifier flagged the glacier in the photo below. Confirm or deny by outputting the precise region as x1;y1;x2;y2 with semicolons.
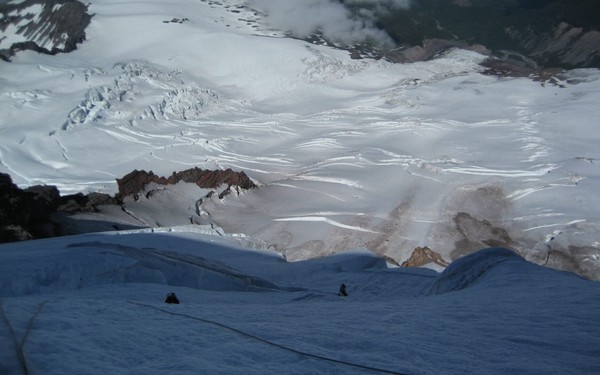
1;0;599;277
1;0;600;372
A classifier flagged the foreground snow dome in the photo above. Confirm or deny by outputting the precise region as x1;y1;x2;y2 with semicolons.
1;231;600;374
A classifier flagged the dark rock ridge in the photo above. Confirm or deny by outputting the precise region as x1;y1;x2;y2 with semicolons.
451;212;515;260
401;246;449;268
116;167;257;201
0;167;256;244
0;0;92;61
327;0;599;75
0;172;115;242
369;0;600;70
479;57;565;83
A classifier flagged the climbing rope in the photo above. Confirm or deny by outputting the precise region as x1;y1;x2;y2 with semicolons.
0;298;28;375
0;299;48;375
127;300;409;375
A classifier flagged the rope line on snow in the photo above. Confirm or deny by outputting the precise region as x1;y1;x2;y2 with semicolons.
127;300;409;375
0;298;28;375
0;299;46;375
21;300;48;350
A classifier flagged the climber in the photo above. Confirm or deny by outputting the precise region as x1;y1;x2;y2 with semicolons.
165;292;180;304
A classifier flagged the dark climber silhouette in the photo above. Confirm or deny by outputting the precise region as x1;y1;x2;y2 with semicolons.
165;292;180;304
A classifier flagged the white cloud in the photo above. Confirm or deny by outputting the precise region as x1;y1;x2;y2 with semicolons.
249;0;412;46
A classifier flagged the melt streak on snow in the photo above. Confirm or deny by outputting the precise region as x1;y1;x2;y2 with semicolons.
1;0;600;266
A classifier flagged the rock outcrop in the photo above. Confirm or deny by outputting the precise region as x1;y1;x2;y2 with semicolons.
0;172;114;242
451;212;515;260
115;167;257;201
401;246;449;268
0;167;256;244
479;58;565;84
0;0;92;61
383;38;491;64
506;22;600;69
353;0;600;70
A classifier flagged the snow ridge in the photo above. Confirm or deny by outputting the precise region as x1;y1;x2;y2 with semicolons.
428;247;525;295
0;237;279;298
0;231;599;374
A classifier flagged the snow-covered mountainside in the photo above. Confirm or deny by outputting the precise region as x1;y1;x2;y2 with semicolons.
0;0;91;61
1;0;600;279
1;232;599;374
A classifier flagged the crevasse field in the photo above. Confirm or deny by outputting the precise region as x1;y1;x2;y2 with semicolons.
1;1;600;373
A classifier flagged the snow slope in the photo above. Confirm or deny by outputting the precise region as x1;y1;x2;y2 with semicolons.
1;0;600;276
0;229;599;374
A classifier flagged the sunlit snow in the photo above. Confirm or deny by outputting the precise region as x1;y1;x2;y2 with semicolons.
2;0;599;270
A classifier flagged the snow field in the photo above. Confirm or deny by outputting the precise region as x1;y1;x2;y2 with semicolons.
0;231;599;374
2;1;600;373
1;0;600;274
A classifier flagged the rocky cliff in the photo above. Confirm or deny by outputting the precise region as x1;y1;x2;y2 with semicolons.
0;0;91;61
357;0;600;69
0;168;256;243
